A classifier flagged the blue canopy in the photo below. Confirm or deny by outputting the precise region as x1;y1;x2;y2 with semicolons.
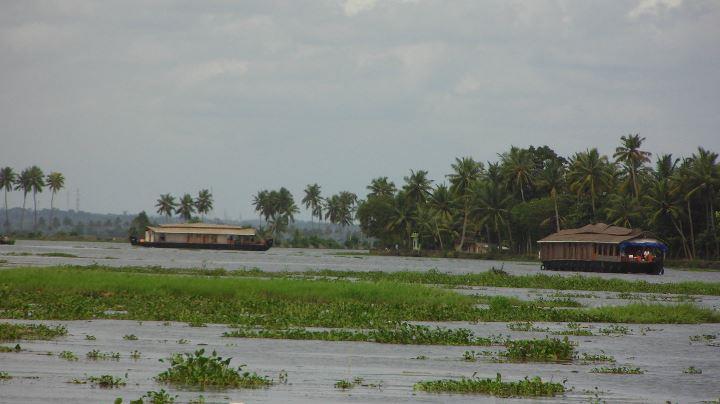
619;240;668;253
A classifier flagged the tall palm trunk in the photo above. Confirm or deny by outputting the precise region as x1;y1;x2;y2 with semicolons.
33;190;38;230
457;199;469;251
552;191;560;232
49;192;55;230
687;198;696;258
671;217;691;259
3;189;8;229
20;194;27;231
434;220;443;251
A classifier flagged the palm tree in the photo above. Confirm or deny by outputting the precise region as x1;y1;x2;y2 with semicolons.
472;179;513;250
386;193;414;246
402;169;433;205
195;189;213;220
500;146;534;202
645;179;692;259
604;194;642;228
26;166;44;231
15;168;32;231
567;149;614;217
252;190;273;221
447;157;482;250
155;194;177;222
46;172;65;230
537;160;565;232
613;134;651;199
176;193;196;221
0;167;16;229
302;184;323;222
427;184;455;250
685;147;720;257
654;154;678;182
367;177;396;198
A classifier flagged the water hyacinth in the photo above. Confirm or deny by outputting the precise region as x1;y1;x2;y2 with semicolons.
155;349;272;389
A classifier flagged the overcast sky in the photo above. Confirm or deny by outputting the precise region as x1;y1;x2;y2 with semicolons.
1;0;719;220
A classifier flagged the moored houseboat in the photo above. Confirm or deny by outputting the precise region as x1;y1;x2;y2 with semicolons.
129;223;273;251
537;223;667;275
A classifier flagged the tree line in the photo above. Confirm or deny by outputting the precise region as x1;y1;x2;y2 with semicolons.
259;135;718;259
155;190;214;221
0;166;65;232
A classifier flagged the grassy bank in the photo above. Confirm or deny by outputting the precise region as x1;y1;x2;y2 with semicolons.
1;267;719;325
38;265;720;296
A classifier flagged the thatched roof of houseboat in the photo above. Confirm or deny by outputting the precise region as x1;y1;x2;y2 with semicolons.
147;223;256;236
538;223;646;244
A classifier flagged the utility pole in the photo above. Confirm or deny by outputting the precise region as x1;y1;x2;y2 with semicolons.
75;188;80;212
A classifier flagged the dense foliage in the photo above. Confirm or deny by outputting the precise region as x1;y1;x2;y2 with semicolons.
288;136;719;259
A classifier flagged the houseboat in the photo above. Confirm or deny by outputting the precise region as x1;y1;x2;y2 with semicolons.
537;223;667;275
129;223;273;251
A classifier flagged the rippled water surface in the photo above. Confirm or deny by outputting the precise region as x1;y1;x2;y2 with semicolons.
1;241;720;403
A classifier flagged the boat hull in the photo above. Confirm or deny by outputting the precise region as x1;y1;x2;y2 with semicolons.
130;237;273;251
541;259;664;275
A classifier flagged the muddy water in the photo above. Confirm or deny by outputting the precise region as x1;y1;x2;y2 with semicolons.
1;319;719;403
2;241;720;402
2;240;720;283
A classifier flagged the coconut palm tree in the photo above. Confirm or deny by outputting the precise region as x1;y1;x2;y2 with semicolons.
0;167;16;229
567;149;614;217
604;194;642;228
26;166;45;231
252;190;273;221
427;184;455;250
447;157;482;251
175;193;196;221
472;179;513;250
46;172;65;230
302;184;323;222
14;168;32;231
500;146;534;202
645;178;692;259
402;169;433;205
386;192;414;246
613;134;651;199
684;147;720;257
155;194;177;222
195;189;213;220
537;159;565;232
367;177;396;198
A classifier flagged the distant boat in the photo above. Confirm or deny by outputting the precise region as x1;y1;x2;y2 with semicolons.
0;235;15;245
129;223;273;251
537;223;667;275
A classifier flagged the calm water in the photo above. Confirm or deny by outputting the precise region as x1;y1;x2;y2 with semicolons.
2;240;720;283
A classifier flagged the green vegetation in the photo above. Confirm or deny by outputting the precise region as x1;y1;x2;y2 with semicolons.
599;324;632;335
2;267;719;326
130;350;142;359
580;352;615;363
414;373;564;397
689;334;717;342
590;366;644;374
85;334;96;340
0;323;67;341
38;252;79;258
123;334;138;340
554;322;594;336
683;366;702;374
0;344;22;353
156;349;272;389
59;350;78;361
85;375;127;388
129;389;178;404
0;371;12;380
503;337;575;362
86;350;120;360
506;322;549;332
224;323;495;346
334;379;355;389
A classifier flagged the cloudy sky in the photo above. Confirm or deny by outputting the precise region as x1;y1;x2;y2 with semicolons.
1;0;719;220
